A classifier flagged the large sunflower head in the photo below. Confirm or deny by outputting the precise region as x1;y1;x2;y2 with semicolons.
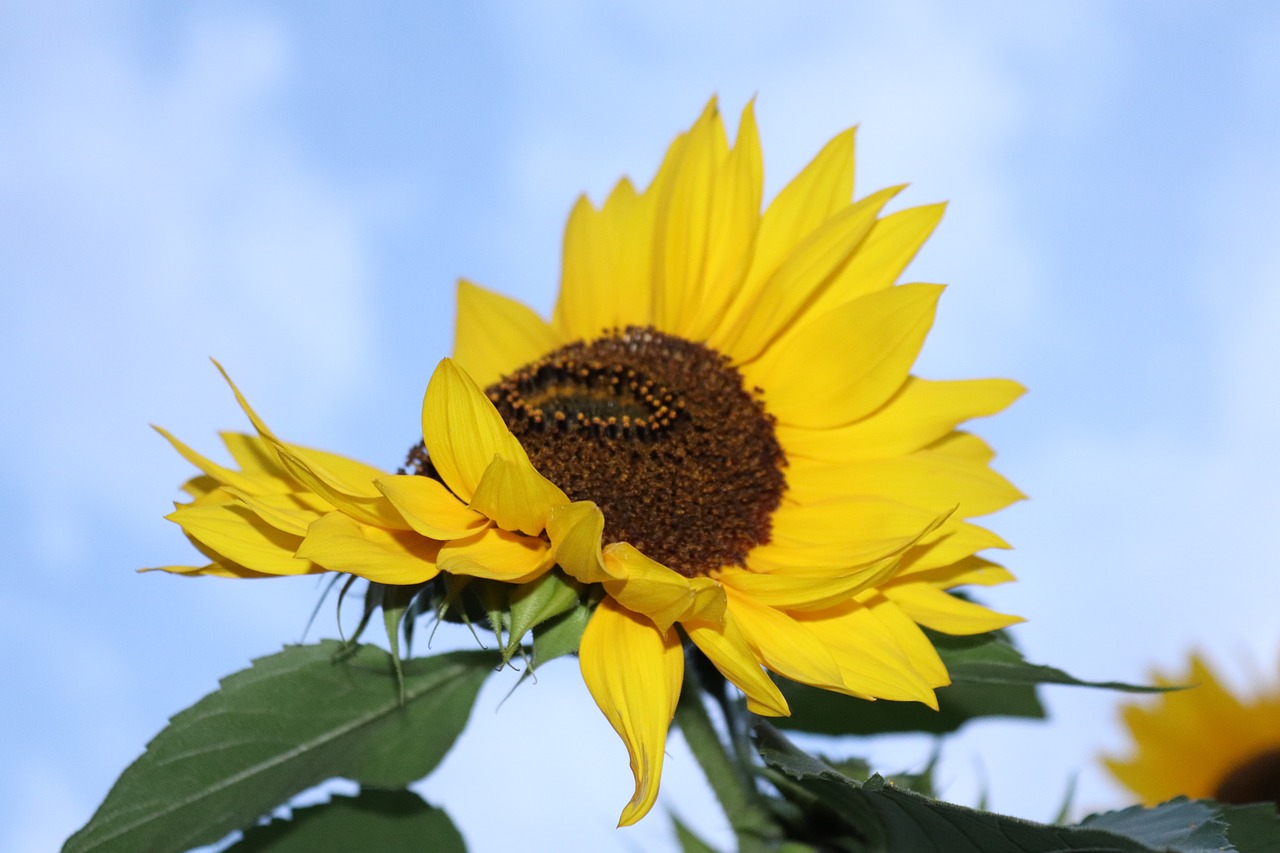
1105;652;1280;807
153;98;1023;826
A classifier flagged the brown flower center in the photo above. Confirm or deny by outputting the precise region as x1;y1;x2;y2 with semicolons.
483;326;786;577
1214;746;1280;806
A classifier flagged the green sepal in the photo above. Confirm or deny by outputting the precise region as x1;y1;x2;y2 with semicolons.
531;599;592;669
225;788;465;853
503;570;584;663
63;642;493;853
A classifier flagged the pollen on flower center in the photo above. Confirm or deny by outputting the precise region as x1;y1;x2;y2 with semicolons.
486;326;787;577
1214;746;1280;806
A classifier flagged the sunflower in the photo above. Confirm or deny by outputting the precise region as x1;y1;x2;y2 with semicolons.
152;98;1023;826
1105;652;1280;807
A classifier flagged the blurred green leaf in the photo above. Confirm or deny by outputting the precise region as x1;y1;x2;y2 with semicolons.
227;788;464;853
64;642;493;853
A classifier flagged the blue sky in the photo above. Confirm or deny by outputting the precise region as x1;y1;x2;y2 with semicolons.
4;2;1280;851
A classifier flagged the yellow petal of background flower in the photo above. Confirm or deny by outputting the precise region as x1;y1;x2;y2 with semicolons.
600;542;725;630
744;284;943;429
470;454;568;536
684;609;789;716
437;526;552;583
883;582;1023;635
297;511;441;585
714;185;902;362
777;377;1025;462
375;474;490;539
579;597;683;827
453;279;561;388
421;358;532;503
546;501;613;584
166;502;312;576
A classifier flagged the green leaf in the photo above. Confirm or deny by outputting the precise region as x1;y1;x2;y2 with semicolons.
754;722;1245;853
672;813;720;853
1219;802;1280;853
227;788;465;852
935;632;1169;692
64;642;493;853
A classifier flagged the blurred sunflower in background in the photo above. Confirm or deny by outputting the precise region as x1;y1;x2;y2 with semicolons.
1105;652;1280;807
153;98;1023;825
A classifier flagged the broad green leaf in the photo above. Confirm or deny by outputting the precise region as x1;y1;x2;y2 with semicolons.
1219;803;1280;853
754;722;1250;853
935;632;1169;692
227;788;465;852
64;642;493;853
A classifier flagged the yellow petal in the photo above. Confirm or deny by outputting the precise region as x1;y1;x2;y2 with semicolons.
819;202;947;305
153;426;292;495
715;185;902;362
166;502;312;576
652;98;729;336
745;284;943;429
421;358;531;503
579;597;683;827
553;178;657;340
600;542;725;630
437;526;553;583
142;562;281;579
882;583;1022;635
221;488;328;537
375;474;490;539
797;600;943;706
452;279;561;388
220;431;293;480
786;452;1024;520
777;377;1025;462
470;454;569;536
682;100;764;342
546;501;612;584
894;555;1015;587
750;498;946;573
899;521;1010;573
296;511;440;585
271;443;408;531
684;610;790;717
716;558;900;613
723;588;845;692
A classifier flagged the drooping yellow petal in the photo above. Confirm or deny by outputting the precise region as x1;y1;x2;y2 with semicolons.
452;279;561;388
856;593;951;687
600;542;725;631
421;358;531;503
296;511;441;585
545;501;612;584
375;474;490;540
579;597;683;827
714;185;902;362
777;377;1025;462
166;502;312;576
744;284;943;429
817;202;947;305
684;609;789;716
470;454;569;536
883;582;1023;635
437;526;553;583
724;588;845;692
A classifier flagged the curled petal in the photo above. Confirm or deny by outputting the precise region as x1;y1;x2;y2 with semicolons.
376;474;489;540
437;526;553;583
579;597;683;827
297;511;440;585
546;501;611;584
470;454;569;536
601;542;725;630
